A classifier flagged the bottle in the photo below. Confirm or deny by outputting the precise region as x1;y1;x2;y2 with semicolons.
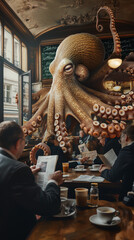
90;183;99;207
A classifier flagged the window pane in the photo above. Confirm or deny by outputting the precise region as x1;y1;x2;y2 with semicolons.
3;65;19;122
0;22;2;56
4;27;12;63
14;36;21;68
22;42;27;71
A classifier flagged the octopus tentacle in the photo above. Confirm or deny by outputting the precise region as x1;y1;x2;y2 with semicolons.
32;95;49;114
54;90;71;153
96;6;122;55
42;92;55;140
30;143;51;164
23;94;50;136
32;88;50;101
54;114;69;153
63;79;92;132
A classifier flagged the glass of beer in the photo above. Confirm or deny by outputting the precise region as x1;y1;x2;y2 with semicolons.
62;162;69;172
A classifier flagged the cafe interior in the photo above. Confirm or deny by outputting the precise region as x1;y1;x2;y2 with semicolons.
0;0;134;239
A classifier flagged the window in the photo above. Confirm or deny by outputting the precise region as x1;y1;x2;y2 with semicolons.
4;84;11;103
3;65;19;122
4;27;12;63
22;42;27;71
0;22;2;56
0;22;28;123
14;36;21;68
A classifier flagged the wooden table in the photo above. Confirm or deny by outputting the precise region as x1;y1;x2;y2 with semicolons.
62;168;121;201
27;200;134;240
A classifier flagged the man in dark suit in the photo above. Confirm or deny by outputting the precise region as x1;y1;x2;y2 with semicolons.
99;124;134;200
0;121;63;240
94;136;121;164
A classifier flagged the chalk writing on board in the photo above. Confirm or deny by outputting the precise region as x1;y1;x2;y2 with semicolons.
41;45;58;79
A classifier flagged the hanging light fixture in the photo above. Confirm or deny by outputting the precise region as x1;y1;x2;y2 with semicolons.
108;53;122;69
113;85;121;91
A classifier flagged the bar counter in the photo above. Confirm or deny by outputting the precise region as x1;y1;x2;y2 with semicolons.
27;200;134;240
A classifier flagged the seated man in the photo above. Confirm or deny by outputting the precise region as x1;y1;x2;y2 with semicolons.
46;135;68;171
94;136;121;164
0;121;63;240
99;124;134;200
73;129;100;157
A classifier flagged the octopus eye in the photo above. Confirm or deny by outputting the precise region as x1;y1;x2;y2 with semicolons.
64;64;73;73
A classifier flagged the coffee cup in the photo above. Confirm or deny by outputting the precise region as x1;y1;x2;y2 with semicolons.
75;188;88;207
96;206;119;224
62;162;69;172
92;164;100;170
60;187;68;198
75;165;84;170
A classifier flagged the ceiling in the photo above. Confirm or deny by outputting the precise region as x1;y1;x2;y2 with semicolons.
5;0;134;37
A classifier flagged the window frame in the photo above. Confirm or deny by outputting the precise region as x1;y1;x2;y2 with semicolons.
0;20;28;123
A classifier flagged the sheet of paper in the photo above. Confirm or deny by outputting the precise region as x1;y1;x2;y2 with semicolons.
82;150;97;160
98;148;117;168
78;143;89;153
73;175;104;182
35;155;58;190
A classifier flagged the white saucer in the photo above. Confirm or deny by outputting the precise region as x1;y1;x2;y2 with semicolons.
53;210;76;218
74;169;87;172
63;174;70;177
89;214;121;227
90;168;99;172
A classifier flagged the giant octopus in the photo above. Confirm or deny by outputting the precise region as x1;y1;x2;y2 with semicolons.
23;6;134;154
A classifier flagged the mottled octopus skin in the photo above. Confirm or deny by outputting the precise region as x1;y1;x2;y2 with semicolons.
30;143;51;164
22;6;134;153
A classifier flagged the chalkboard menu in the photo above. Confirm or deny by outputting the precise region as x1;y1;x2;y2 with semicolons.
41;45;58;79
41;37;134;80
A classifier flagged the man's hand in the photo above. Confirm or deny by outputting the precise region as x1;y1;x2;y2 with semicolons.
80;157;89;164
48;171;63;185
99;164;110;173
30;165;41;174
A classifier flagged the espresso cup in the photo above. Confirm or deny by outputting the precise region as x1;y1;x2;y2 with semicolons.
62;162;69;172
60;187;68;198
75;165;84;170
75;188;88;207
97;206;118;224
92;164;100;170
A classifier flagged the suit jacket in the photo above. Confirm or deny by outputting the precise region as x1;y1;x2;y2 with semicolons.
47;142;67;171
0;149;60;240
94;137;121;164
101;142;134;200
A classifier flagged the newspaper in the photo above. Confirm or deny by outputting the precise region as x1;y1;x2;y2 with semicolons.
78;143;97;160
35;155;58;190
98;148;117;168
73;175;104;183
81;150;97;160
78;143;89;153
